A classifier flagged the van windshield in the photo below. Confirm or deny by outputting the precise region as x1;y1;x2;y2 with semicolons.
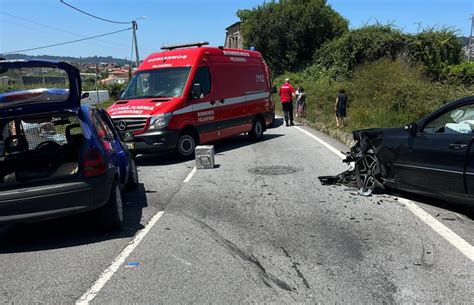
121;67;191;99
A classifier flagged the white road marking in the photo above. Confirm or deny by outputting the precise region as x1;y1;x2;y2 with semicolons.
294;125;474;262
183;166;197;183
294;126;346;159
77;164;198;304
76;211;165;305
400;198;474;261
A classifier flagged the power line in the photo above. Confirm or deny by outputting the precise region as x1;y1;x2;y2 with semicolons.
0;11;128;48
1;27;132;55
59;0;131;25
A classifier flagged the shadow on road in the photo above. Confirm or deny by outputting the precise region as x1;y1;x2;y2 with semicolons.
387;189;474;220
136;130;285;167
0;184;149;253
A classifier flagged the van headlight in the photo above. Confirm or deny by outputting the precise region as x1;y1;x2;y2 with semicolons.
148;113;173;130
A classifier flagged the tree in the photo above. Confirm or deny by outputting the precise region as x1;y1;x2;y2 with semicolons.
237;0;348;73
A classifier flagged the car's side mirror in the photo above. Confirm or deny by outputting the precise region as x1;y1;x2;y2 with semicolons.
270;86;277;94
191;83;202;99
81;92;90;99
404;123;418;136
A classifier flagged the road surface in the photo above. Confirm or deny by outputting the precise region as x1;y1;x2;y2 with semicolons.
0;119;472;304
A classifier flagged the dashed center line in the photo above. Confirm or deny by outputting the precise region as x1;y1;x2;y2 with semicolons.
294;125;474;262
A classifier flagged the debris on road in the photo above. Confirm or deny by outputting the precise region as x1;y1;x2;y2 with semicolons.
125;262;139;268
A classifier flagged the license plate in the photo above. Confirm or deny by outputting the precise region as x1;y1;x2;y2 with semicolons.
126;142;135;150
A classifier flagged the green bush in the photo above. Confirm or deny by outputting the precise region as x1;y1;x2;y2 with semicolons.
273;59;473;131
442;62;474;84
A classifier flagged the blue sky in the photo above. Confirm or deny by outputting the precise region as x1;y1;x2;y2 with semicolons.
1;0;472;59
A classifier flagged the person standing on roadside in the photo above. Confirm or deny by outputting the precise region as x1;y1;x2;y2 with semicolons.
296;87;306;118
335;88;347;128
279;78;296;126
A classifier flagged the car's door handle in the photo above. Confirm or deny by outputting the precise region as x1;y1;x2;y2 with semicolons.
210;100;216;105
449;143;467;150
219;99;225;104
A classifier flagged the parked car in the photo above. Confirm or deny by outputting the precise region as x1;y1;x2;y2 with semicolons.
107;42;276;159
346;95;474;205
0;59;138;229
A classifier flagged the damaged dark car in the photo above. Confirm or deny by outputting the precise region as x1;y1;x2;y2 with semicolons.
338;96;474;205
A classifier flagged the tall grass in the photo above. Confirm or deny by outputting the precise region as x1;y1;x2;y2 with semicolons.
273;59;473;131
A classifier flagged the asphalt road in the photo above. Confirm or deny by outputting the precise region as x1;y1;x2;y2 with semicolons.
0;118;473;304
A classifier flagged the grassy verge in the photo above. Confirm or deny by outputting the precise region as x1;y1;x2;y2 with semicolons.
273;59;473;136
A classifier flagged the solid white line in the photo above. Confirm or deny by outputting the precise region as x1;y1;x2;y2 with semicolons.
183;166;197;183
294;126;346;159
76;211;165;305
294;124;474;262
399;198;474;261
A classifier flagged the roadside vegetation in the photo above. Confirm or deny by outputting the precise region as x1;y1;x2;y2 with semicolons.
239;1;473;130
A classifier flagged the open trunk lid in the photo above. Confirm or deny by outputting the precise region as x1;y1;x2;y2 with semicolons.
0;60;81;118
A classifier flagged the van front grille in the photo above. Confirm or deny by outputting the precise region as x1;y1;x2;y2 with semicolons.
113;117;148;133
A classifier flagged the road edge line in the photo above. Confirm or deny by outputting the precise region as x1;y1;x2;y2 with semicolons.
294;125;474;262
76;211;165;305
293;126;346;159
399;198;474;261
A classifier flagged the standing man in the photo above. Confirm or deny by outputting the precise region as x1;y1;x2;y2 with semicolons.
279;78;296;127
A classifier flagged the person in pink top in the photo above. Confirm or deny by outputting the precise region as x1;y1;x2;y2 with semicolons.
279;78;296;126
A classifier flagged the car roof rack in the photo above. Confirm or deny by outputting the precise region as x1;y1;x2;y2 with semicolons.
161;41;209;50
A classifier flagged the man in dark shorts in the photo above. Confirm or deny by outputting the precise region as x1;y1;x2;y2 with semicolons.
335;88;347;128
279;78;296;126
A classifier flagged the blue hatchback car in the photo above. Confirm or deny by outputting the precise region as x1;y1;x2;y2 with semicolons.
0;60;138;230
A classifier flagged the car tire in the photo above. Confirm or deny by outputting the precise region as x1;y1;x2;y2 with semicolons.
175;131;197;159
126;158;139;189
355;151;384;196
249;117;264;141
99;180;124;230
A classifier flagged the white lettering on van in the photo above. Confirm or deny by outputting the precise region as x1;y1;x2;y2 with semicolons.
198;110;214;117
148;55;188;63
230;57;247;62
153;64;173;68
256;74;265;82
197;110;215;122
223;50;250;57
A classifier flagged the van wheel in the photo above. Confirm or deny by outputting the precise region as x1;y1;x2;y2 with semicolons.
126;159;139;189
176;131;197;159
99;180;124;230
249;117;264;141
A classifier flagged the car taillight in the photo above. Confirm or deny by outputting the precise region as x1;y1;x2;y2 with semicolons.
83;149;106;178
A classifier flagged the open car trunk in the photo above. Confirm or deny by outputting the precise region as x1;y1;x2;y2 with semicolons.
0;112;84;189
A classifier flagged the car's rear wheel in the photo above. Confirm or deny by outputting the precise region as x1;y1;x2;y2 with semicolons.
355;152;384;196
99;180;124;230
249;117;264;141
126;159;139;189
176;131;197;159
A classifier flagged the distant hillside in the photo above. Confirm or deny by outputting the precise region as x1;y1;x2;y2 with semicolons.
2;54;132;66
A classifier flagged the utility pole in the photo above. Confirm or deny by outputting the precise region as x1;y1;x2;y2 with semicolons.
469;14;474;61
132;20;140;68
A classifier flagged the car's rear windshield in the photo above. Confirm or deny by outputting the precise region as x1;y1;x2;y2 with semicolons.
0;67;70;107
121;67;191;99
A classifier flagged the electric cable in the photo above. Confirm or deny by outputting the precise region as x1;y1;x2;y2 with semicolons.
0;11;128;48
59;0;131;25
1;27;132;55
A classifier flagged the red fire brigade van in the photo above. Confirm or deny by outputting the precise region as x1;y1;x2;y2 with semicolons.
107;42;275;158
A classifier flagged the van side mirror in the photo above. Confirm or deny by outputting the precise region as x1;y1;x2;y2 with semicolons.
191;83;202;99
404;123;418;136
81;92;90;99
271;86;277;94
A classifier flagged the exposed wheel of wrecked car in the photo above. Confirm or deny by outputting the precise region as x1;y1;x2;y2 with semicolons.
99;180;124;230
249;117;264;140
126;158;139;189
355;151;384;196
